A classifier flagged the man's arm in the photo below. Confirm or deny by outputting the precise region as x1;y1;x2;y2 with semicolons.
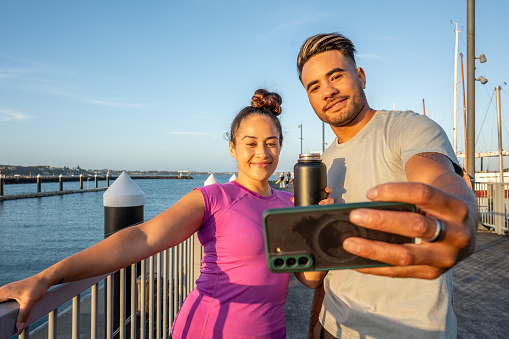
307;283;325;339
341;152;478;279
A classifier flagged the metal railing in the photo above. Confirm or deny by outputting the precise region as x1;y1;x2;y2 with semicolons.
0;234;202;339
475;181;509;235
2;182;508;338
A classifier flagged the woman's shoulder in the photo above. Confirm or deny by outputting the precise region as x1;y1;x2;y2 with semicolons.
197;181;245;200
272;188;294;206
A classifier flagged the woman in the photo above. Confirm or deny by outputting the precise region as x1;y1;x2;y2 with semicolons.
0;89;328;338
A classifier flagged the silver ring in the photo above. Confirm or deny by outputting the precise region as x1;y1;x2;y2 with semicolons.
426;219;445;243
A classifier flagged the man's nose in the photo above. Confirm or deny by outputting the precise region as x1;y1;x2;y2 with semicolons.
321;82;339;100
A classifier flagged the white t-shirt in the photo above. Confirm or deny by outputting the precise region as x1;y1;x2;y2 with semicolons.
320;110;459;338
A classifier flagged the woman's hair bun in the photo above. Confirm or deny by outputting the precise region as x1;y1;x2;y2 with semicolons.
251;89;282;116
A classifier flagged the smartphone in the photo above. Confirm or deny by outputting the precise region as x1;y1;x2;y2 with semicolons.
263;202;416;273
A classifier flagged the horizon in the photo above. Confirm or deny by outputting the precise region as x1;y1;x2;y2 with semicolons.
1;1;508;173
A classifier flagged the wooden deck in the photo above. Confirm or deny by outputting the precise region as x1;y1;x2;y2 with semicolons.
284;227;509;338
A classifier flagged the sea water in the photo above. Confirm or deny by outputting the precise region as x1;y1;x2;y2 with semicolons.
0;174;238;288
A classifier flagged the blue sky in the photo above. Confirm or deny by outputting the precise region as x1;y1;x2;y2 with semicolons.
1;0;508;173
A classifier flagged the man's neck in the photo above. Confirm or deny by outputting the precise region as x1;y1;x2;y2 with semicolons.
331;106;376;144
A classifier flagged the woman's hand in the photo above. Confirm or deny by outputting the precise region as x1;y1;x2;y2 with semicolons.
0;274;52;334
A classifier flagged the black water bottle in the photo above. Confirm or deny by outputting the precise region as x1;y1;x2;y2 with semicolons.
294;152;327;206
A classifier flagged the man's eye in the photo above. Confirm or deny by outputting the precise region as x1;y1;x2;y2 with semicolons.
267;143;277;148
246;143;256;147
331;74;342;81
309;86;319;93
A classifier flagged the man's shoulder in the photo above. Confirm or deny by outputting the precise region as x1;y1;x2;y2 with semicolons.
375;109;438;131
376;109;420;120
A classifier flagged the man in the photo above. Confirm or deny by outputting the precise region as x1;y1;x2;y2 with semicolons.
297;33;477;338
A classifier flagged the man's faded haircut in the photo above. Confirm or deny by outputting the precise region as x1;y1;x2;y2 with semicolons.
297;33;357;80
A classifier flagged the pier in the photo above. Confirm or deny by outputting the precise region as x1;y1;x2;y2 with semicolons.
0;173;193;201
0;187;108;201
3;174;192;184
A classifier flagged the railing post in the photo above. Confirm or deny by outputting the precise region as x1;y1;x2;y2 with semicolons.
106;174;110;187
95;174;98;189
103;172;145;335
59;174;63;192
80;174;83;190
495;183;505;235
37;174;41;193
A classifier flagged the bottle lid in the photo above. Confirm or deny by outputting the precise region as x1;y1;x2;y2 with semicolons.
298;152;322;161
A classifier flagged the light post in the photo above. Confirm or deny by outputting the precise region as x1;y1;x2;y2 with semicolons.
298;124;303;155
466;0;487;180
322;122;326;153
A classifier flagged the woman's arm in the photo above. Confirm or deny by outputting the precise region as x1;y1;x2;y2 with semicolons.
0;189;205;334
294;271;327;289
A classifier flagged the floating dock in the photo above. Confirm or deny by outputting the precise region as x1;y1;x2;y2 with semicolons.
0;187;108;201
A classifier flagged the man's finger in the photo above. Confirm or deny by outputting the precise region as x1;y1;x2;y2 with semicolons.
342;237;455;268
355;265;447;280
349;208;438;240
367;182;468;219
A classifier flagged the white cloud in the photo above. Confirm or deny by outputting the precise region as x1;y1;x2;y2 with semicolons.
86;98;150;108
167;131;218;138
0;109;31;122
357;53;385;61
255;16;323;41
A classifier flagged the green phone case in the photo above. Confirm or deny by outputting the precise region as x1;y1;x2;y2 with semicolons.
263;202;416;273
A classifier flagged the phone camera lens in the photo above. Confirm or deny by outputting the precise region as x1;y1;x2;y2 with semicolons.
286;258;297;267
274;258;284;268
298;257;309;266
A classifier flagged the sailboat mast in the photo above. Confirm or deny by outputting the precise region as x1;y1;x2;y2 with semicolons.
496;85;504;183
461;53;467;168
452;21;460;154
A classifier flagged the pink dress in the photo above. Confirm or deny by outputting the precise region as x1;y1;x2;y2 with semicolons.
171;181;293;338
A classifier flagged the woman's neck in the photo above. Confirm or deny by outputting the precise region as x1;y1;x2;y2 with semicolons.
234;176;272;197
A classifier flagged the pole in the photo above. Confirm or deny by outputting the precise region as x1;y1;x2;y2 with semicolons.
103;172;145;333
322;122;325;153
422;99;426;116
466;0;475;180
461;53;468;168
453;22;460;154
0;174;3;196
496;86;504;183
298;124;303;155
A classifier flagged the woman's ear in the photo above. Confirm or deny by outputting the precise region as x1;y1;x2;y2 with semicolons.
229;141;236;159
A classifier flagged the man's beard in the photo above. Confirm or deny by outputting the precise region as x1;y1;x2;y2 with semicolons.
319;89;367;128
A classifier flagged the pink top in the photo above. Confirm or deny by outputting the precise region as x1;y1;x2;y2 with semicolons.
171;181;293;338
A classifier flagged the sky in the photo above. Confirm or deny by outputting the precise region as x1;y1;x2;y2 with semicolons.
1;0;508;173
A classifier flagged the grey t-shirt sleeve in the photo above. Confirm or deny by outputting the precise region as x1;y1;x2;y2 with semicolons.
389;111;463;175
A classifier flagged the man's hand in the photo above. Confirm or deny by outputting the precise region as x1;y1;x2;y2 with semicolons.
342;181;477;279
318;186;334;205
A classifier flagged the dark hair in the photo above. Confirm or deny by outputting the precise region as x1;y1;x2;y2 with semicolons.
297;33;357;80
228;89;283;147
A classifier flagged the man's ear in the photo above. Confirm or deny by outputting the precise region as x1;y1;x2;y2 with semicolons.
357;67;366;89
229;141;236;159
